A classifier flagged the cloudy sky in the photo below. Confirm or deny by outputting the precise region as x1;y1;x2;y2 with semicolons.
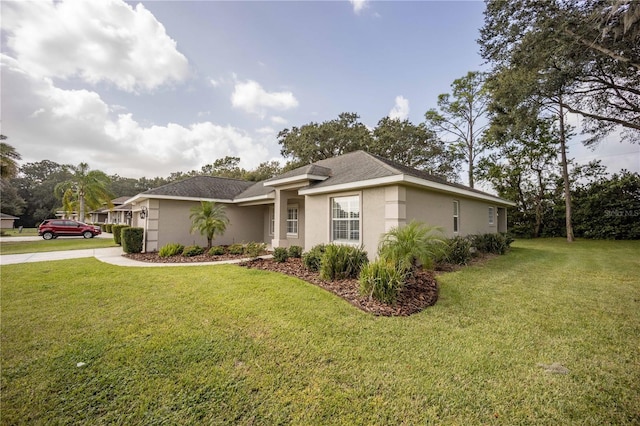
2;0;638;183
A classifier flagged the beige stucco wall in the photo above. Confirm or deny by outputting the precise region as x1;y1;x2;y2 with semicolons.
304;184;504;259
271;189;305;248
1;218;16;229
139;199;266;252
404;187;499;237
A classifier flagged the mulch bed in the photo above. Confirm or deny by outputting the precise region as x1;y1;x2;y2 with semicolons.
122;252;439;316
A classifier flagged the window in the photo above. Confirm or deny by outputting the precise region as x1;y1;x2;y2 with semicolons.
331;195;360;243
453;201;459;233
287;206;298;236
488;207;495;225
269;206;275;236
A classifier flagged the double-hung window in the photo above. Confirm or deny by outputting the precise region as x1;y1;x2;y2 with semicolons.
331;195;360;243
287;205;298;236
488;207;495;225
269;206;275;236
453;200;460;233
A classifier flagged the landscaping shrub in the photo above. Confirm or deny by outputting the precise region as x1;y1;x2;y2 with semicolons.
121;227;144;254
472;233;511;255
320;244;368;281
302;244;326;272
273;247;289;263
208;245;225;256
288;245;303;258
100;224;106;232
159;243;185;258
245;242;266;259
105;224;113;233
182;245;205;257
442;236;473;265
359;259;407;304
111;224;130;245
228;243;245;255
378;221;445;274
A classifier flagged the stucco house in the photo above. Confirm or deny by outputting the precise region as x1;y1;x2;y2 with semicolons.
1;213;19;230
89;196;133;225
124;151;514;255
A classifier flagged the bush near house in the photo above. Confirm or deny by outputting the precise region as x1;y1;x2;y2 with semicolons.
121;227;144;254
440;236;474;265
359;259;407;305
471;233;513;255
158;243;185;258
182;245;205;257
111;225;130;246
288;246;303;259
245;242;266;259
208;246;225;256
273;247;289;263
302;244;326;272
228;243;245;255
105;224;113;233
319;244;368;281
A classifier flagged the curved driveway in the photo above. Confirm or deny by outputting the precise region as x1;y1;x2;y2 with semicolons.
0;235;258;267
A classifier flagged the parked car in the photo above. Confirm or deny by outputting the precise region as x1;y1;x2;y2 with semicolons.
38;219;102;240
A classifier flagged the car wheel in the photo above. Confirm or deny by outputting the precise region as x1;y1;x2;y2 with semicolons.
42;232;54;240
83;231;94;239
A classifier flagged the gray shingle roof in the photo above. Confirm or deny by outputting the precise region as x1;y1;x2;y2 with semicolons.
236;181;275;199
265;163;332;182
142;176;254;200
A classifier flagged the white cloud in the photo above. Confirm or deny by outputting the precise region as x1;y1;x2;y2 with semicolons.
1;55;270;178
231;79;298;117
210;79;220;88
349;0;368;14
389;95;410;120
2;0;188;93
256;127;276;135
270;116;288;125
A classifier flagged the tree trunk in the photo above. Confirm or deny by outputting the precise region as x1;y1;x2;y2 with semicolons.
533;169;544;238
79;190;85;223
558;100;574;242
468;145;474;188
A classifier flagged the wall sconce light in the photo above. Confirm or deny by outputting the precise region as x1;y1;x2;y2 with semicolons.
126;211;132;220
139;206;148;219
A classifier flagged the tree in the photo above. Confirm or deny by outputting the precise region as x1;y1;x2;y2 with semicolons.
424;71;490;188
370;117;462;181
479;0;640;145
479;117;559;237
189;201;229;249
55;163;114;222
0;137;21;179
278;112;372;167
244;161;282;182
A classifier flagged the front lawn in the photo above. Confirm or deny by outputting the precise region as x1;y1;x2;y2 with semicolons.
1;239;638;424
0;238;117;255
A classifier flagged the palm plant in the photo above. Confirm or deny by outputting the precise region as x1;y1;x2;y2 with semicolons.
189;201;229;249
54;163;113;222
0;140;21;179
378;220;445;275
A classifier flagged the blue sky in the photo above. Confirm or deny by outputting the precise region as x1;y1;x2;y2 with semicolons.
2;0;638;182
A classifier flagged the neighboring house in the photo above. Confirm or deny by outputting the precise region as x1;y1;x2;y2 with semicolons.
0;213;19;229
89;196;133;225
124;151;515;255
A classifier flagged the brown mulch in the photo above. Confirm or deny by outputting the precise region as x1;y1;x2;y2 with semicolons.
122;252;439;316
241;258;438;317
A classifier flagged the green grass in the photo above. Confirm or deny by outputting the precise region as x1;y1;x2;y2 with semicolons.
1;227;38;236
0;238;117;255
1;239;639;424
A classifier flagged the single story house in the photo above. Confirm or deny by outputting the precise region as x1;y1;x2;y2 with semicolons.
124;151;515;255
0;213;19;230
89;196;133;225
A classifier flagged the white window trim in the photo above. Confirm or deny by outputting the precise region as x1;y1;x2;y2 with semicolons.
269;206;275;236
453;200;460;234
330;194;361;244
286;204;298;237
488;206;495;226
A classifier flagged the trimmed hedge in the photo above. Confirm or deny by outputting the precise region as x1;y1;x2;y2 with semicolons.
182;245;205;257
228;243;244;255
121;227;144;254
208;246;225;256
302;244;326;272
105;224;113;233
288;245;303;258
111;224;130;245
273;247;289;263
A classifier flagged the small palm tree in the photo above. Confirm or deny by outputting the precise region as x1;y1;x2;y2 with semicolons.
190;201;229;249
0;139;21;179
378;220;445;274
55;163;113;222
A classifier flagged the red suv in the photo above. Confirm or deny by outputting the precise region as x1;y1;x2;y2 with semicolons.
38;219;102;240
